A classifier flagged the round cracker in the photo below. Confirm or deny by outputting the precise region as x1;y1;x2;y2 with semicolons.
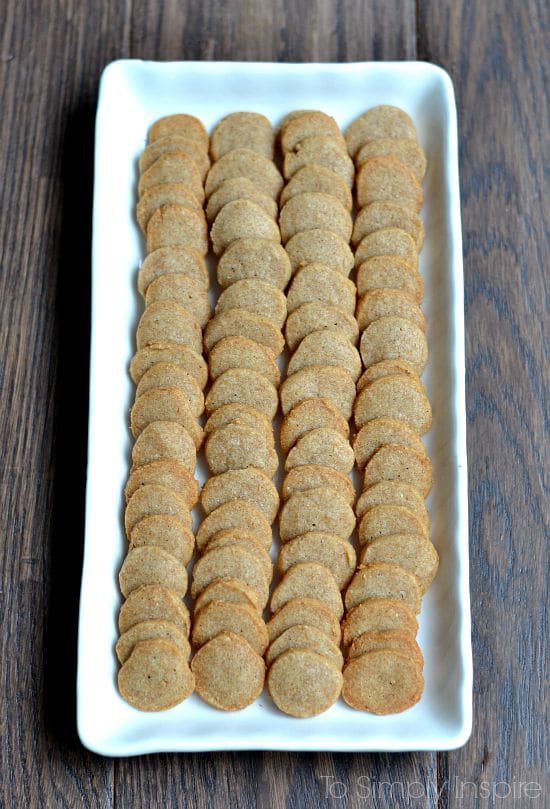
118;583;190;635
363;443;433;495
341;597;418;649
124;484;192;538
138;153;205;203
116;619;191;664
215;279;286;329
203;530;272;582
206;177;278;223
204;309;284;356
148;114;209;150
267;597;341;645
280;365;356;420
278;532;356;590
287;328;361;381
356;288;425;332
357;358;418;391
124;460;198;508
356;256;424;301
280;397;349;453
130;387;204;447
145;273;211;328
285;427;355;475
130;514;195;566
356;138;426;181
356;156;422;211
131;420;197;472
136;300;202;355
139;135;210;178
344;562;422;613
279;111;345;154
205;422;278;476
194;577;262;613
205;368;278;420
210;198;280;256
200;468;279;523
196;499;272;553
282;465;355;507
359;316;427;374
208;336;281;388
191;545;269;607
342;649;423;714
285;229;354;276
138;246;208;297
192;600;268;656
146;203;208;255
354;228;418;270
136;182;204;233
279;487;356;542
354;374;432;434
286;263;356;316
358;504;428;545
191;631;265;711
285;303;359;351
118;638;194;711
270;562;343;620
356;481;429;530
266;625;343;668
129;342;208;389
345;106;417;158
119;546;188;598
205;148;283;199
267;648;343;717
348;629;423;668
216;238;291;290
353;417;427;470
279;192;352;244
203;404;274;448
135;363;204;417
352;201;424;249
280;164;352;210
210;112;274;160
359;534;439;593
283;136;354;186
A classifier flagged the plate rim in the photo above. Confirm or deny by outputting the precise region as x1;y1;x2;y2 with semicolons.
77;58;472;756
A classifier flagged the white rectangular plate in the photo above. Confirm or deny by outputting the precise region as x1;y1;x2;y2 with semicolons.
78;60;471;755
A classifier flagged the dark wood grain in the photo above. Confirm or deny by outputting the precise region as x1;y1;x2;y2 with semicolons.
0;0;548;807
0;1;128;807
418;0;550;806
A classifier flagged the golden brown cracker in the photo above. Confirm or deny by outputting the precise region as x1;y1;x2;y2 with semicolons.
216;238;291;290
267;648;343;717
191;631;265;711
280;365;356;420
118;638;194;711
353;374;432;434
200;468;279;523
118;546;188;598
279;487;356;542
279;397;349;453
285;303;359;351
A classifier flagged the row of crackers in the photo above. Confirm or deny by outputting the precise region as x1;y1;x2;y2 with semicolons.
117;115;213;711
341;107;438;714
190;114;286;708
266;111;360;717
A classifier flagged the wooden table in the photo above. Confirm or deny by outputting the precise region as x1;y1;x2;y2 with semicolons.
1;1;547;806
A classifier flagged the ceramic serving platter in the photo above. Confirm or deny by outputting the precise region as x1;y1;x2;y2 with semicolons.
78;59;471;755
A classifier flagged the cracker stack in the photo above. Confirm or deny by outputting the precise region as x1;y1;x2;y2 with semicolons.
341;106;438;714
265;112;359;718
117;114;212;711
190;114;286;711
